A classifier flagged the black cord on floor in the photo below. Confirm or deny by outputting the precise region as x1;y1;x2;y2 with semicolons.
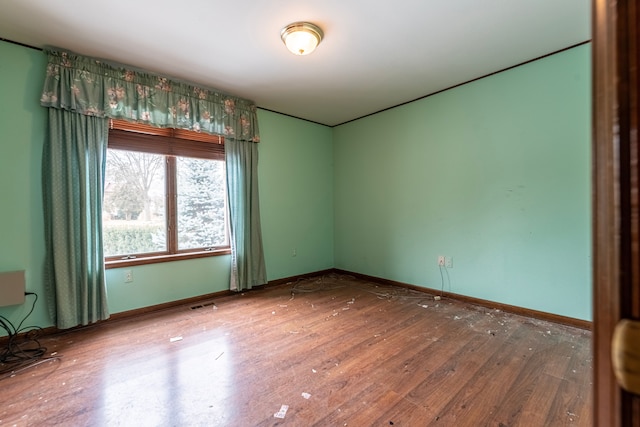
0;292;48;376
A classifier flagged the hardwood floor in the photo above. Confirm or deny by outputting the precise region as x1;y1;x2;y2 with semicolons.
0;274;592;426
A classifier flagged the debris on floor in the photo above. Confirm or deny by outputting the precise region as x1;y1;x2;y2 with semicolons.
169;336;183;342
274;404;289;419
301;392;311;399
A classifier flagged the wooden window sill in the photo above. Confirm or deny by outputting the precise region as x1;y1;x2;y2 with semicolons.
105;248;231;269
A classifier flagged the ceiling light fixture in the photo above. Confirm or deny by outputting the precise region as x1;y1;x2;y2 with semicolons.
280;22;324;56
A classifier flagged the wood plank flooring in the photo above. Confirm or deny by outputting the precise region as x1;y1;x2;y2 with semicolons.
0;274;592;426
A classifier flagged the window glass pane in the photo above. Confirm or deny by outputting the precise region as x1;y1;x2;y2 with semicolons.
176;157;227;250
102;149;166;256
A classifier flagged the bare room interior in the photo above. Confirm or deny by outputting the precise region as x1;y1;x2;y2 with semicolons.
1;0;625;425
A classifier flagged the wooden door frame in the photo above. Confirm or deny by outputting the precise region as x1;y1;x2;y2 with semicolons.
592;0;640;425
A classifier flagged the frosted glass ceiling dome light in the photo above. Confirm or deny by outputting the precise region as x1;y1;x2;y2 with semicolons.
280;22;324;56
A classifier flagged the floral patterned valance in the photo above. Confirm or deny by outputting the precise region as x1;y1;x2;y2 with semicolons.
40;50;260;142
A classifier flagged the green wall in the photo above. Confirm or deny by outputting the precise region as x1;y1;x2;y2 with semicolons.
105;257;231;314
258;110;334;279
0;38;591;331
333;44;592;320
0;41;335;330
0;41;48;329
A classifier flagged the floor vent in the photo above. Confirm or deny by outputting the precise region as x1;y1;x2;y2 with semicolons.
190;301;217;310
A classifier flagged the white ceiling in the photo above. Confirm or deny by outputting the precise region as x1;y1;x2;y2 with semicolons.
0;0;590;127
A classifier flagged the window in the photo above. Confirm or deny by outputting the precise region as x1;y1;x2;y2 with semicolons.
103;120;229;267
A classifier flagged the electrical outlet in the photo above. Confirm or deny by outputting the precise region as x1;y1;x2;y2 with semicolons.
445;256;453;268
124;270;133;283
437;256;445;266
292;248;297;257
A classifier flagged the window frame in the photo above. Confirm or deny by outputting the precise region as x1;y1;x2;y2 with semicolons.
104;120;230;269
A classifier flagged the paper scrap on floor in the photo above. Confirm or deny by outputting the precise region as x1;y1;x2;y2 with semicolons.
274;404;289;419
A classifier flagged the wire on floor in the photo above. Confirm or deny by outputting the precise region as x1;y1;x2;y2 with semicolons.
0;292;52;378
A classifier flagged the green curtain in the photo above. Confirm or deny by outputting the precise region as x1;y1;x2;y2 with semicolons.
225;139;267;291
41;48;266;297
41;50;260;142
43;108;110;329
